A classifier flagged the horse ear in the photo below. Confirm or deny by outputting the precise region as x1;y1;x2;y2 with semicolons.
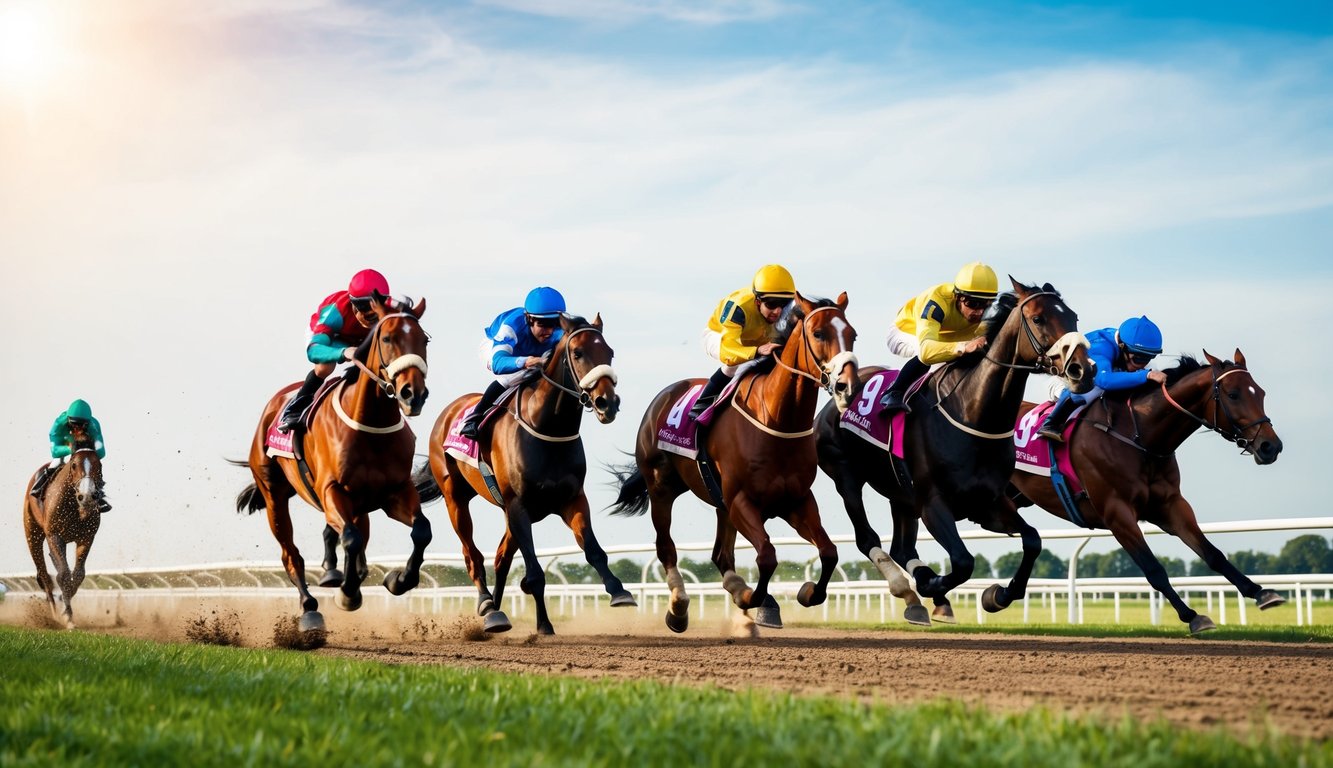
1008;275;1025;294
835;291;848;310
592;312;603;329
1234;348;1246;367
1202;349;1222;367
1042;282;1055;294
411;297;427;318
794;292;814;314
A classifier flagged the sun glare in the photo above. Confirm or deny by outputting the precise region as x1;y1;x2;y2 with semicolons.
0;0;62;89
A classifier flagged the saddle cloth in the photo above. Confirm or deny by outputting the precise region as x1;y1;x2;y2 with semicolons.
440;386;523;468
264;376;344;458
654;369;751;460
1012;399;1087;493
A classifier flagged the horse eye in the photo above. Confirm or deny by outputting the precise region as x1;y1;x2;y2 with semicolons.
812;331;825;341
573;350;583;360
1031;314;1046;325
1227;391;1240;400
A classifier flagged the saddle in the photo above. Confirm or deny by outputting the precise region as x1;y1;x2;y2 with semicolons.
265;375;345;459
1013;400;1092;527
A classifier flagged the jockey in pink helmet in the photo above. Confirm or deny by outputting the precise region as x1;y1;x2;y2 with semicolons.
277;269;401;432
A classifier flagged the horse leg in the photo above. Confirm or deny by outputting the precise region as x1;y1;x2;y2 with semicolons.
912;498;975;598
785;494;837;608
505;502;553;635
24;517;58;621
318;524;344;588
887;497;931;626
44;533;76;628
831;463;925;620
1105;503;1211;634
1161;496;1282;610
725;494;779;620
67;538;93;606
982;508;1041;614
380;489;432;597
562;493;636;607
260;486;322;630
440;472;495;618
649;492;689;632
487;528;518;632
319;486;365;613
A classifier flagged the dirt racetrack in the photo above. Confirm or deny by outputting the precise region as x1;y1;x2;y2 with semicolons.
4;593;1330;740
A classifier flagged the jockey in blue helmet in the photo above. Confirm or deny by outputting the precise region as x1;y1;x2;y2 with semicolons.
1037;315;1167;442
459;286;567;440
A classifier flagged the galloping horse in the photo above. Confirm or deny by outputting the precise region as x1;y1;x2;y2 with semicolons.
234;296;430;634
415;314;626;635
1009;350;1284;633
610;294;869;633
22;425;105;628
817;279;1092;619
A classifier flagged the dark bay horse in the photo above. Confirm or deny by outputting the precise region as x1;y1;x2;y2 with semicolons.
610;294;868;633
817;279;1092;621
23;428;105;628
234;296;431;635
1009;349;1284;634
415;314;626;635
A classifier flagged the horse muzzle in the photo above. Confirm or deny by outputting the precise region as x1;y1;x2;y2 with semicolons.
1251;435;1282;465
825;353;859;413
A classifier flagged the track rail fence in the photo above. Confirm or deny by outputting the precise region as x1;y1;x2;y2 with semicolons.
4;517;1331;627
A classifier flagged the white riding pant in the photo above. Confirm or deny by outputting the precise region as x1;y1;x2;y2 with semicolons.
700;329;740;376
478;340;533;387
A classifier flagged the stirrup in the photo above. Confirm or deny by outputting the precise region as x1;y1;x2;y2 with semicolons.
459;418;481;440
689;399;713;420
879;392;911;414
97;499;112;514
1037;423;1066;443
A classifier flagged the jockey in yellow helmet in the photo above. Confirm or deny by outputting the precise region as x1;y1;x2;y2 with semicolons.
880;262;998;413
691;264;797;419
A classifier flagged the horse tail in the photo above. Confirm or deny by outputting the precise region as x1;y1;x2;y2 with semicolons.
235;483;265;516
413;460;442;504
606;461;649;517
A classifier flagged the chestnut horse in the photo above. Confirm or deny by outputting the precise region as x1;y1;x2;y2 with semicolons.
1008;350;1284;634
415;314;626;635
610;294;869;633
234;296;430;635
816;279;1092;620
22;426;105;628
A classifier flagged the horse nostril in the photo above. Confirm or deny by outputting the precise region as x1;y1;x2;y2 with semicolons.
594;396;609;411
1066;363;1083;380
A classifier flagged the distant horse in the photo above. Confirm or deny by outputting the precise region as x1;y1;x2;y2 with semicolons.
415;314;627;635
1008;349;1284;634
816;279;1092;620
610;294;876;633
234;296;431;635
22;426;105;628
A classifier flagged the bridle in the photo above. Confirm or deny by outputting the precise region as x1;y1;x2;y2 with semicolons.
770;305;858;397
1159;365;1272;455
982;291;1086;379
349;312;429;403
537;325;618;412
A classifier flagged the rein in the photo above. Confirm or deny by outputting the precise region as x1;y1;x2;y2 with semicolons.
351;312;429;402
735;304;856;439
512;325;617;441
1159;366;1271;455
982;291;1082;377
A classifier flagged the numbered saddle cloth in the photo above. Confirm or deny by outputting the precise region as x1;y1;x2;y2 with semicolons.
837;368;935;459
440;386;524;468
264;376;345;458
654;368;754;459
1012;399;1086;491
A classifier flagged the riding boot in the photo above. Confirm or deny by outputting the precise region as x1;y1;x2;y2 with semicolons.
97;496;112;514
277;370;323;433
29;464;54;499
879;357;929;414
689;368;732;420
1037;390;1083;443
460;380;506;440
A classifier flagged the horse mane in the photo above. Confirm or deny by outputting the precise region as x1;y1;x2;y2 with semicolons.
981;290;1022;347
775;297;835;343
1161;354;1204;387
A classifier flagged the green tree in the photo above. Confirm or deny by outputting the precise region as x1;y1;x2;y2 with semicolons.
1228;549;1276;574
1276;535;1333;574
971;553;993;579
994;550;1067;579
610;558;642;585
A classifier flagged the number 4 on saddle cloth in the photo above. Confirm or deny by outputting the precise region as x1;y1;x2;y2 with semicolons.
1012;399;1092;528
654;360;764;460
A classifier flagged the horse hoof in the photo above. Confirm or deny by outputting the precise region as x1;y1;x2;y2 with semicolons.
932;604;957;623
318;569;344;588
753;600;783;629
610;591;638;608
981;584;1010;614
903;605;931;627
796;581;821;608
335;591;363;612
537;624;555;636
298;611;326;633
665;609;689;634
1255;589;1286;610
478;598;496;617
483;611;512;633
1189;615;1217;635
382;569;416;596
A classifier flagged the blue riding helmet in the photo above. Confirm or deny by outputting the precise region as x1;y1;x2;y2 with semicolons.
1117;316;1163;356
524;286;566;318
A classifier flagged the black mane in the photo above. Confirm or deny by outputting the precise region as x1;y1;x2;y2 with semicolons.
776;296;836;343
1161;354;1204;387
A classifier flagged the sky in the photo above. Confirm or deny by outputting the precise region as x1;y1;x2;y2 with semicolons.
2;0;1331;582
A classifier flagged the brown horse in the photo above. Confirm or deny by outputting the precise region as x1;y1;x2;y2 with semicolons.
234;296;431;635
610;293;866;633
22;427;105;628
816;279;1092;622
415;314;627;635
1008;349;1284;634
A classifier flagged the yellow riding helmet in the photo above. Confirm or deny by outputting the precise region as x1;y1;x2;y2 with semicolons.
953;262;998;299
752;264;796;297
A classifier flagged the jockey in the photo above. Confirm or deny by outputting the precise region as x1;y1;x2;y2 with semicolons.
879;262;998;414
30;399;111;512
277;268;402;433
689;264;796;420
1037;315;1167;442
458;286;567;440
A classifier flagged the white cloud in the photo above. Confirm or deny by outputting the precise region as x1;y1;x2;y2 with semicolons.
477;0;801;25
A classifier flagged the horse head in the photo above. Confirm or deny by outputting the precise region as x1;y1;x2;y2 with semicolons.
790;292;858;413
1203;349;1282;465
1004;278;1092;394
361;295;430;417
555;313;620;424
64;448;103;519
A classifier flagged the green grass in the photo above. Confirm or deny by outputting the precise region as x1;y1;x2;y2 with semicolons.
1;626;1329;767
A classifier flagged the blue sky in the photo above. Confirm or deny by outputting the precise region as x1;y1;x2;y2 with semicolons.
1;0;1330;584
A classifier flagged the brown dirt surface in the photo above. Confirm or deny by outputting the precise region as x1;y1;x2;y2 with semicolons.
4;593;1330;739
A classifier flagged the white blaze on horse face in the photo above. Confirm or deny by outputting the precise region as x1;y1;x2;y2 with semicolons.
829;316;849;353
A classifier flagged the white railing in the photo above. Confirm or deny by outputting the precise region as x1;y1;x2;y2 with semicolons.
4;517;1331;627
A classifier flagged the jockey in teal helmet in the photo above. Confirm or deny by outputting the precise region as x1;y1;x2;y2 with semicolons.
31;399;111;512
1038;315;1167;442
459;286;567;440
278;269;405;432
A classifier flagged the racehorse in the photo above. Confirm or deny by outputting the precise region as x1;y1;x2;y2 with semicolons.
1008;349;1284;634
816;279;1092;620
610;293;872;633
22;424;105;628
414;314;626;635
233;295;430;635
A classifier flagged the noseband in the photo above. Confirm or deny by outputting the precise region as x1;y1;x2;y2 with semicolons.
771;305;858;396
539;326;618;411
984;292;1086;379
1160;366;1272;455
350;312;429;402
